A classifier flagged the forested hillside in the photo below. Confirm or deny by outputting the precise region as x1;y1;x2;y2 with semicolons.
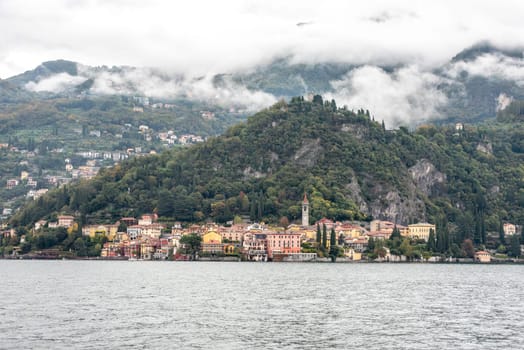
11;97;524;247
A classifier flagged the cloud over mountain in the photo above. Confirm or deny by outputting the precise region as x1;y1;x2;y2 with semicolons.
326;65;448;128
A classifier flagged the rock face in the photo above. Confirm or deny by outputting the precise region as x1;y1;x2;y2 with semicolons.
368;185;426;224
408;159;446;196
243;167;266;179
345;175;369;213
293;138;323;167
476;142;493;155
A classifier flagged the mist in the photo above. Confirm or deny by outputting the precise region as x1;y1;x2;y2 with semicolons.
24;64;277;111
325;65;448;128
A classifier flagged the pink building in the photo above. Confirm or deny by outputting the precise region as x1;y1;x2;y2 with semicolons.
266;231;301;259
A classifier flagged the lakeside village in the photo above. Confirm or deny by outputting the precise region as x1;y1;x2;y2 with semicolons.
2;195;522;263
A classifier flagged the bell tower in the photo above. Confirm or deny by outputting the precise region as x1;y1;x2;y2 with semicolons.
302;193;309;227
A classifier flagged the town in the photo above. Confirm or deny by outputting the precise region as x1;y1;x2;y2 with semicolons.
3;195;521;263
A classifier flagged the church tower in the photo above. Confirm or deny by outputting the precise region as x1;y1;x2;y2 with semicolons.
302;193;309;227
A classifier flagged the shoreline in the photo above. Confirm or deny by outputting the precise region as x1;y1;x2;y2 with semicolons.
1;256;524;264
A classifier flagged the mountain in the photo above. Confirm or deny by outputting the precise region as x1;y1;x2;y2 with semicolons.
4;42;524;128
11;97;524;246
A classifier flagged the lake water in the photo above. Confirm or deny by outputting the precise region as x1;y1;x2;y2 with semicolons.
1;261;523;349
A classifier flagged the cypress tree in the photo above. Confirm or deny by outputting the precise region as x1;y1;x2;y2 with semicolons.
510;235;521;258
390;225;401;240
322;223;327;249
427;228;436;252
499;221;506;245
330;227;336;248
316;223;321;244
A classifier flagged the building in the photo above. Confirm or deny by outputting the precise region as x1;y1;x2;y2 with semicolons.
201;230;223;254
503;223;517;236
475;251;491;263
266;231;301;259
408;223;436;241
242;232;268;261
6;179;19;189
302;193;309;227
58;215;75;228
82;224;119;240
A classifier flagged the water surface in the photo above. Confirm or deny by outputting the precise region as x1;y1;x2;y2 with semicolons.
1;261;523;349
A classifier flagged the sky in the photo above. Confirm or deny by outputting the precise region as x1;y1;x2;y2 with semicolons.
1;0;523;78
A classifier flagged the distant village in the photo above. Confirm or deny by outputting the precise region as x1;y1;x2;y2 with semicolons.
0;99;211;222
4;195;520;263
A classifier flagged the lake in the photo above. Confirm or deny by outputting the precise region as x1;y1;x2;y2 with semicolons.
1;261;523;349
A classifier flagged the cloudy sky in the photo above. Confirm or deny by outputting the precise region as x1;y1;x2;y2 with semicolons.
1;0;523;78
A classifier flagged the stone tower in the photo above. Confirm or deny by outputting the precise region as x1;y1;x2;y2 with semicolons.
302;193;309;227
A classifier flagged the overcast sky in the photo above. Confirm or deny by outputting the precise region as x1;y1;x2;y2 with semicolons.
1;0;523;78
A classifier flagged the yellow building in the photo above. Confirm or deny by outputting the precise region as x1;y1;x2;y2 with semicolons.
202;231;222;244
408;223;436;242
202;230;223;253
82;224;119;240
344;247;362;261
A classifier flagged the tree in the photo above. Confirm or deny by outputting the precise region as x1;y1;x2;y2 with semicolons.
279;216;289;228
509;235;521;258
316;224;321;245
499;221;506;245
427;228;436;252
73;237;87;256
368;237;375;252
462;239;475;258
400;238;413;260
390;225;401;240
180;233;202;260
322;224;327;249
330;227;336;248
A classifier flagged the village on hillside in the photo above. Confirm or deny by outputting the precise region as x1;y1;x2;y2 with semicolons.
3;195;520;263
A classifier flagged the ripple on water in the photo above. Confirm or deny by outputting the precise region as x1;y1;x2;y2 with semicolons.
1;261;524;349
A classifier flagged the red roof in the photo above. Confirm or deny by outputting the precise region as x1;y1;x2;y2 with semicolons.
303;193;309;204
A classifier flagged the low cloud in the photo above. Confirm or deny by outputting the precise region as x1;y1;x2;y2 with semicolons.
25;72;86;92
326;65;448;128
446;53;524;86
496;93;513;111
26;64;277;111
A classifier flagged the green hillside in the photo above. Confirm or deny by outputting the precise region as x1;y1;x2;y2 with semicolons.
10;97;524;248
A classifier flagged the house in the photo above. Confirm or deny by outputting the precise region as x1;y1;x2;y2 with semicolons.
503;223;517;236
6;179;19;189
343;247;362;261
34;220;47;231
82;224;119;240
58;215;75;228
201;230;223;254
242;232;268;261
475;251;491;263
408;223;436;241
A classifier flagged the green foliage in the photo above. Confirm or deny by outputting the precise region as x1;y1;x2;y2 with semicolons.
509;235;521;258
8;97;524;242
179;233;202;259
